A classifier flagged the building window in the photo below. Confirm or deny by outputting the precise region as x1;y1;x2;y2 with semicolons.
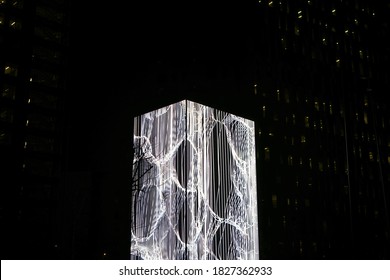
28;91;58;110
25;134;55;153
272;194;277;208
0;129;11;145
284;89;290;103
318;162;324;172
33;46;63;64
0;106;14;123
9;18;22;30
294;26;300;36
30;69;59;88
26;112;56;131
264;147;270;160
364;112;368;124
24;158;56;177
10;0;23;8
34;25;63;44
305;116;310;128
36;5;64;24
314;100;320;111
288;155;293;166
1;84;16;100
4;65;18;77
369;151;374;162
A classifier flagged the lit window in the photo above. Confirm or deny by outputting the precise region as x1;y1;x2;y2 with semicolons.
304;116;310;128
10;0;23;8
364;112;368;124
332;9;336;15
272;195;277;208
301;135;306;143
336;59;341;67
264;147;270;160
4;65;18;76
359;50;364;59
369;151;374;162
294;26;300;36
30;69;59;88
318;162;323;172
9;18;22;30
1;85;16;100
0;0;5;5
276;89;280;101
288;155;293;166
281;37;287;50
262;105;266;118
314;101;319;111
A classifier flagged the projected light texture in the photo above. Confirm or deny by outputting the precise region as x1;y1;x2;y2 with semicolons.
131;100;258;260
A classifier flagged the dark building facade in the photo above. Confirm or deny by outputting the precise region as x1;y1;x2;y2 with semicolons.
1;0;71;259
251;0;390;259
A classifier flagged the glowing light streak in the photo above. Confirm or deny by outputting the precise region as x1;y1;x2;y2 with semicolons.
131;100;258;259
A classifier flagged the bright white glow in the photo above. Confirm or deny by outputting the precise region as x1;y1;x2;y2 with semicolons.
131;100;258;260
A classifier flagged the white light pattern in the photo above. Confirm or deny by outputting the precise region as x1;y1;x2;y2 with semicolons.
131;100;258;260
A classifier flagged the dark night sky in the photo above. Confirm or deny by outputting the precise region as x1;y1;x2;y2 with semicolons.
67;1;256;169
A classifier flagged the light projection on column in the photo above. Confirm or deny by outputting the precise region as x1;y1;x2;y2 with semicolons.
131;100;258;260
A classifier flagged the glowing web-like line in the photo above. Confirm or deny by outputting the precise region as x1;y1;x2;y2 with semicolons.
131;100;258;260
